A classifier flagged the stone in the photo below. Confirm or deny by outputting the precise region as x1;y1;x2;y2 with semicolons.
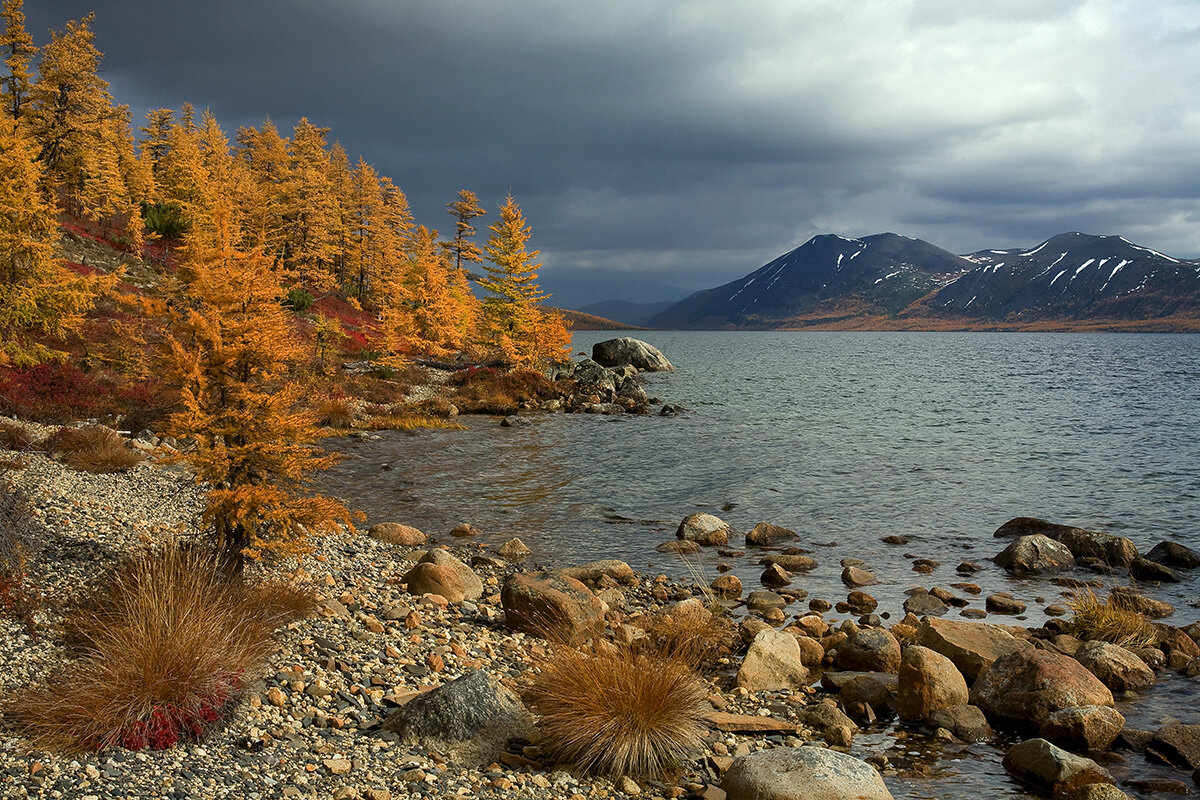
761;554;818;572
896;645;969;722
916;617;1033;681
450;523;480;537
500;414;530;427
403;562;467;603
368;522;428;546
904;593;949;616
736;629;809;691
496;538;532;560
1002;738;1114;796
676;513;736;546
760;564;791;587
841;566;877;587
419;549;484;600
986;593;1027;615
745;590;787;611
834;627;901;673
1074;641;1156;692
722;746;893;800
970;648;1114;729
926;705;993;742
995;534;1075;575
707;712;800;734
1108;588;1174;618
846;591;878;614
795;635;825;669
839;674;893;712
657;540;701;554
556;559;637;586
617;776;641;795
1147;722;1200;769
1065;786;1134;800
501;572;605;645
1146;541;1200;569
1129;557;1180;583
1039;705;1125;750
993;517;1138;568
797;705;858;748
381;670;533;765
746;522;798;546
711;574;743;598
591;337;674;372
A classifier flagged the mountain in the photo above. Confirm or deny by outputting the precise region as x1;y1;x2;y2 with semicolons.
648;233;971;329
576;299;675;327
649;231;1200;330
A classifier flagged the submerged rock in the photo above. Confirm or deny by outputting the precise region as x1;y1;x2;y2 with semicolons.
1002;738;1113;796
746;522;799;546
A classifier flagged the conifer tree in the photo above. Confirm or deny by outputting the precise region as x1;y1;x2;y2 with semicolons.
480;194;570;367
162;201;353;569
0;113;94;365
139;107;174;176
0;0;35;120
281;118;340;290
442;189;486;273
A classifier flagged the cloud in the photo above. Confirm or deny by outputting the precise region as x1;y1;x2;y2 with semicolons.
26;0;1200;298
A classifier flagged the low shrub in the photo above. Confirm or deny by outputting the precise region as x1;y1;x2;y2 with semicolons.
316;399;355;430
0;363;103;423
284;287;314;313
45;426;144;473
524;645;708;777
10;541;314;752
1065;589;1159;649
447;368;558;414
0;482;39;635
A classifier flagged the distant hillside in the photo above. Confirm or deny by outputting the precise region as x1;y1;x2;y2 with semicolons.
555;308;646;331
576;299;674;327
649;231;1200;331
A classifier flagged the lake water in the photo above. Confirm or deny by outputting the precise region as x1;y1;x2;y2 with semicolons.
319;330;1200;797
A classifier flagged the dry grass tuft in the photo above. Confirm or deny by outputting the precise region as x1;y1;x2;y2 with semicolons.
359;412;464;431
0;482;39;635
524;646;708;777
316;399;355;429
44;426;144;473
639;609;736;672
1065;589;1159;650
9;541;314;752
447;368;559;414
0;421;38;452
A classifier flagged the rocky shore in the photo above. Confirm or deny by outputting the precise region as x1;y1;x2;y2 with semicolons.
2;415;1200;800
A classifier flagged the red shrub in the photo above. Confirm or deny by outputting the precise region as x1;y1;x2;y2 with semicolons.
0;363;102;423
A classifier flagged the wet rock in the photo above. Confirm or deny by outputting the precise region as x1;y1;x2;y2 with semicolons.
986;593;1027;615
760;563;791;588
904;593;949;616
368;522;428;546
592;337;674;371
711;574;743;598
1146;541;1200;569
737;629;809;691
797;705;858;748
841;566;877;587
1108;588;1174;619
835;628;901;673
450;522;480;537
1065;786;1134;800
995;534;1075;575
1039;705;1125;750
500;414;531;427
761;554;818;572
723;746;894;800
501;572;605;645
1122;779;1190;795
993;517;1138;568
1147;722;1200;769
1129;557;1180;583
676;513;736;546
840;674;893;712
926;705;993;742
657;540;701;554
957;562;983;574
403;562;466;603
420;549;484;599
882;535;910;545
846;591;878;614
916;617;1032;681
971;648;1114;729
809;598;833;612
381;670;533;765
556;559;637;586
746;522;798;546
896;646;969;722
1074;641;1156;692
1002;738;1114;796
496;537;532;560
746;590;787;611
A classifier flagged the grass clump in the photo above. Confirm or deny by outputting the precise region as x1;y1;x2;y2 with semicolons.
0;482;39;635
638;607;736;672
447;367;560;414
524;645;708;777
9;541;314;752
316;398;355;429
0;421;38;452
44;426;144;473
1065;589;1159;649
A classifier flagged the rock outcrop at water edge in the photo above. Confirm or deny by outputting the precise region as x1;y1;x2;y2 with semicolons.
591;337;674;371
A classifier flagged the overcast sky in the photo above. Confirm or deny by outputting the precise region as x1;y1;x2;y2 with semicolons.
26;1;1200;303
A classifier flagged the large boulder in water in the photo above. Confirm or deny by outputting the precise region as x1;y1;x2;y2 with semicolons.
1002;738;1114;796
381;669;533;765
1074;641;1156;692
896;645;969;722
676;512;737;546
993;517;1137;568
591;338;674;372
1146;541;1200;569
994;534;1075;575
915;617;1032;681
970;648;1114;729
723;746;894;800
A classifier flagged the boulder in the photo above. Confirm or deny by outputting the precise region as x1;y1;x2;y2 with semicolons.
591;338;674;372
903;594;949;616
1108;588;1174;619
746;590;787;611
368;522;428;546
1002;738;1114;796
1074;641;1156;692
986;593;1027;615
723;746;894;800
403;563;467;603
970;648;1114;729
676;512;736;546
501;572;605;645
841;566;877;587
896;646;969;722
760;564;791;587
834;628;901;673
761;554;818;572
555;559;637;586
381;670;533;765
1129;557;1180;583
1064;786;1135;800
1147;722;1200;769
797;704;858;748
993;518;1139;568
746;522;798;547
926;705;993;742
449;523;480;538
711;574;743;598
616;376;648;405
737;629;809;691
1039;705;1125;750
1146;541;1200;569
839;674;893;712
846;591;878;614
420;549;483;600
995;534;1075;575
916;617;1032;681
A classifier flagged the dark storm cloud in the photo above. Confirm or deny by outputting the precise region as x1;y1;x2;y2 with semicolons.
25;1;1200;301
